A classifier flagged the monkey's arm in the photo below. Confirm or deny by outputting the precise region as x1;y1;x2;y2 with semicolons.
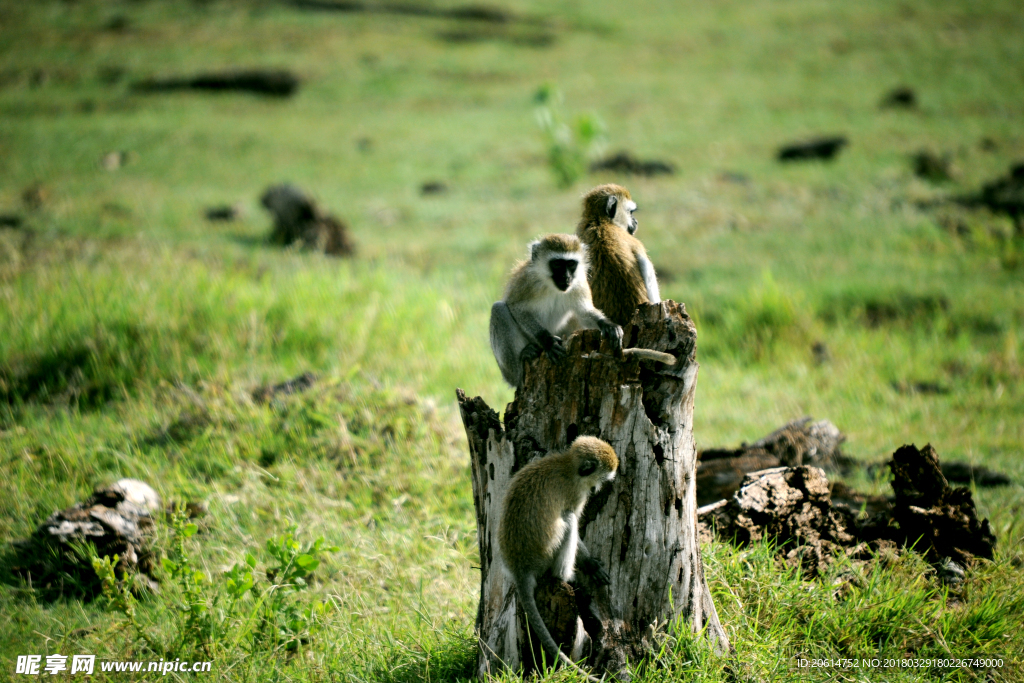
490;302;532;387
572;296;624;356
575;540;612;586
508;304;567;361
635;250;661;303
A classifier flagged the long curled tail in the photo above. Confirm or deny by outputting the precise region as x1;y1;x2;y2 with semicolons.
515;577;601;683
622;348;676;365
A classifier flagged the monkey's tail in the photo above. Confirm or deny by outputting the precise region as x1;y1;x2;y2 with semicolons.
622;348;676;365
515;578;601;683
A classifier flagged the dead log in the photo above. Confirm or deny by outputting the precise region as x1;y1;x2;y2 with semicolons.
259;184;355;257
457;301;729;680
696;417;845;506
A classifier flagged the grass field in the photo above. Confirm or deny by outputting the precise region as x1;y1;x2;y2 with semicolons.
1;0;1022;680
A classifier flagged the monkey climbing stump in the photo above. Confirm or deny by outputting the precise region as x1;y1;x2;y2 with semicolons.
457;301;729;680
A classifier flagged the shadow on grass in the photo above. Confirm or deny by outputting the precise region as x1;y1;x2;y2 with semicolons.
0;540;103;604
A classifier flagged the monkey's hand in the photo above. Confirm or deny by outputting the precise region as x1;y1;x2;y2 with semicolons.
598;319;624;357
577;555;611;586
520;342;543;362
536;330;567;361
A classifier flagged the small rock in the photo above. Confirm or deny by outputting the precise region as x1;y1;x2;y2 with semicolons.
101;151;129;171
880;86;917;109
811;341;830;365
420;181;448;195
936;557;965;585
104;15;130;33
204;204;242;221
108;478;161;512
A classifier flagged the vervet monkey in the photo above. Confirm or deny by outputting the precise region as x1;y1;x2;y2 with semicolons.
489;234;623;387
499;436;619;680
576;184;660;326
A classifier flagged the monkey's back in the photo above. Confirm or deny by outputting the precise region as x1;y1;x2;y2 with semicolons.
579;221;649;326
498;453;576;576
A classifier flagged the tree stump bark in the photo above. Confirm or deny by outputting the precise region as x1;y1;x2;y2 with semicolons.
457;301;729;680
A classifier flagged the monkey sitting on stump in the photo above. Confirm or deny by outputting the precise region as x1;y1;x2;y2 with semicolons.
489;234;673;388
499;436;619;682
576;183;660;327
489;234;623;388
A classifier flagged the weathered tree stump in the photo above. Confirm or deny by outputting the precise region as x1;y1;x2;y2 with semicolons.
457;301;729;680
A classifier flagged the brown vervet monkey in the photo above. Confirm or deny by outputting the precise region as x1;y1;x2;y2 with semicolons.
499;436;619;680
576;184;661;327
489;234;623;387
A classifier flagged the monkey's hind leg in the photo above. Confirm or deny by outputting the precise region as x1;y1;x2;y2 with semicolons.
515;575;601;683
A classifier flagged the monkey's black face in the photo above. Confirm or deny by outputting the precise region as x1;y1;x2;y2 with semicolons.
627;207;638;235
548;258;578;291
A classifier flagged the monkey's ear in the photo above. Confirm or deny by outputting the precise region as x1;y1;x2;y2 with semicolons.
529;240;541;261
605;195;618;219
578;460;597;477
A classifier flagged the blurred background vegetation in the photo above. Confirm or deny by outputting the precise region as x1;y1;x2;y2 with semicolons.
0;0;1021;680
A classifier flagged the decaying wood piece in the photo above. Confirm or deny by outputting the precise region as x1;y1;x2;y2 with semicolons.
457;301;729;680
696;417;844;506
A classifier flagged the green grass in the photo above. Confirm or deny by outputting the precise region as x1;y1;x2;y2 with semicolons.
1;0;1023;680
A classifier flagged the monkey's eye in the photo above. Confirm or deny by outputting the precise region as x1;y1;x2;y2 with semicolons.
578;460;597;477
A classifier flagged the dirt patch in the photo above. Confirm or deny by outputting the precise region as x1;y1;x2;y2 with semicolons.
912;150;955;182
891;380;950;395
260;185;355;257
253;371;318;403
436;25;554;46
289;1;552;45
6;480;161;599
134;69;300;98
144;409;213;447
961;162;1024;233
590;151;675;177
289;1;516;23
777;136;847;162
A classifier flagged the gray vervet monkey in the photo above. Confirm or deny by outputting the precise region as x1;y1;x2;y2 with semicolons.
489;234;622;387
489;234;674;387
498;436;619;681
